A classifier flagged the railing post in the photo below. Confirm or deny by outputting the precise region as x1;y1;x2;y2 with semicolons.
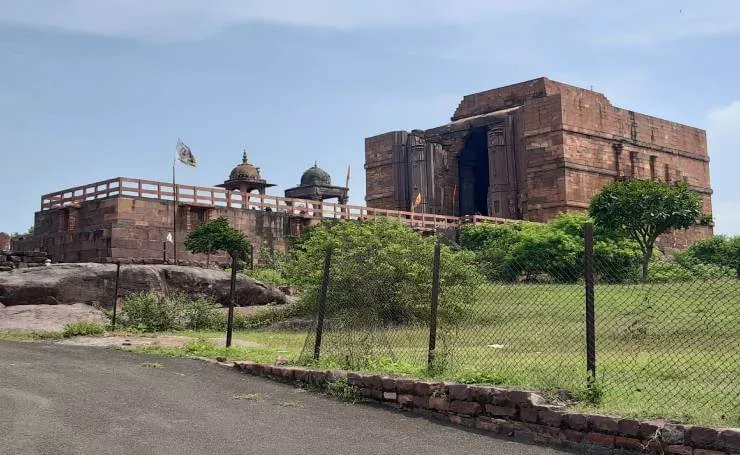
584;223;596;378
427;240;442;370
313;246;333;361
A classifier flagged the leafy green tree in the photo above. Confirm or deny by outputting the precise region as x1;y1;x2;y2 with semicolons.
184;217;251;261
589;180;703;282
285;218;481;325
184;217;252;347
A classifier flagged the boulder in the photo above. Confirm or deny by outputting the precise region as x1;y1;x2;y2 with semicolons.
0;263;287;308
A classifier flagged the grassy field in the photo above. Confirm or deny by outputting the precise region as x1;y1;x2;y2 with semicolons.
1;280;736;427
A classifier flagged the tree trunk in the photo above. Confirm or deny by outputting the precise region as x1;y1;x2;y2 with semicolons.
641;245;654;283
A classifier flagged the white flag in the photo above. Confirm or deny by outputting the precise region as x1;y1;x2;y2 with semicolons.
176;139;196;167
166;232;173;243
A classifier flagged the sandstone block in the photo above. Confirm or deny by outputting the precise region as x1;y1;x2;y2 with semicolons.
519;406;539;423
717;428;740;453
449;400;482;416
587;432;615;447
485;404;517;419
447;384;470;401
688;427;718;449
588;414;619;434
538;409;563;428
428;396;450;411
667;445;693;455
564;413;588;432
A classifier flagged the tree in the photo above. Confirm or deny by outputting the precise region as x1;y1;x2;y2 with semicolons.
184;217;252;347
589;179;703;282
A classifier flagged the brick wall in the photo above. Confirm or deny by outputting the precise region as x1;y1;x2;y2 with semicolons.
234;361;740;455
13;196;294;265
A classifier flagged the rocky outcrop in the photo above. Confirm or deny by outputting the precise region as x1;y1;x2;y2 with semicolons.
0;263;286;308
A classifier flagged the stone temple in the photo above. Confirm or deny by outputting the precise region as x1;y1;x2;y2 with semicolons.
11;77;714;265
365;77;713;244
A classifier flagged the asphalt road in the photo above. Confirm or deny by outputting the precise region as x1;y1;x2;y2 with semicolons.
0;341;570;455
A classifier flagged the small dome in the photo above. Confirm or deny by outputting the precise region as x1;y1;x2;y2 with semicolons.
229;151;261;181
301;163;331;186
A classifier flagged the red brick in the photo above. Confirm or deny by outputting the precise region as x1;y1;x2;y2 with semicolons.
447;384;470;401
397;394;414;406
428;396;450;411
449;400;482;416
614;436;644;451
519;406;539;423
688;427;719;449
587;432;615;447
485;404;517;419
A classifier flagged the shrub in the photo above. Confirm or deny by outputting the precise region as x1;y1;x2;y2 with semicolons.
460;213;642;283
243;268;287;287
285;218;481;326
62;321;105;338
182;296;223;331
117;292;223;332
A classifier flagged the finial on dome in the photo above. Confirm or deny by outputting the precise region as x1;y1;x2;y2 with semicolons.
242;148;248;164
314;161;318;168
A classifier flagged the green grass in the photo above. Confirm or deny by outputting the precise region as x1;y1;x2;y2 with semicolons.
2;280;736;427
134;280;736;427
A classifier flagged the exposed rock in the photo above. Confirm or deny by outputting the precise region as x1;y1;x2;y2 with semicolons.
0;263;286;308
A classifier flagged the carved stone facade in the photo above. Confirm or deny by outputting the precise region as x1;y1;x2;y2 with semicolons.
365;77;713;245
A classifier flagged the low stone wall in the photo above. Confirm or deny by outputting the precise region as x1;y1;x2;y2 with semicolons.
234;361;739;455
0;251;50;272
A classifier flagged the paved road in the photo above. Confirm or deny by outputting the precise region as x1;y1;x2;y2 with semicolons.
0;341;570;455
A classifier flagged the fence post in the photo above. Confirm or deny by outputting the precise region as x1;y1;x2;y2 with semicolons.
427;240;442;370
111;262;121;331
226;254;238;348
584;223;596;378
313;246;333;361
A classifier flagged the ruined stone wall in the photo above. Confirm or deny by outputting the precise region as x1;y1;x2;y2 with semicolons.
557;82;712;242
365;132;405;210
517;94;567;222
452;78;549;120
13;196;294;265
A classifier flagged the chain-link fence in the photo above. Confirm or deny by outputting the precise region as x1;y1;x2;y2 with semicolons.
300;225;739;426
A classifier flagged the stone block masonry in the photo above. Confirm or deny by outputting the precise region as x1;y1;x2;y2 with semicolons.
234;361;739;455
365;77;713;246
13;196;296;266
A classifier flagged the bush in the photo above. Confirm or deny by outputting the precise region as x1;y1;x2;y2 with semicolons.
182;296;223;331
62;321;105;338
116;292;223;332
284;218;481;325
460;213;642;283
648;260;695;283
243;268;287;287
681;235;740;277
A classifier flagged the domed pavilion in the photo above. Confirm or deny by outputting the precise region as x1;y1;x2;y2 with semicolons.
217;150;275;195
284;163;349;205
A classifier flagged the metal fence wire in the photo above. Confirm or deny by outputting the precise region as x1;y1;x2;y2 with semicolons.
300;225;739;426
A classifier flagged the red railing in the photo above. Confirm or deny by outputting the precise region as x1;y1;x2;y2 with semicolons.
40;177;513;230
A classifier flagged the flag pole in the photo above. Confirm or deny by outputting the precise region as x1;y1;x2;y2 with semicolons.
173;143;178;264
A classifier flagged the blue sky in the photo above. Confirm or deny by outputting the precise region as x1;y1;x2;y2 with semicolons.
1;1;738;235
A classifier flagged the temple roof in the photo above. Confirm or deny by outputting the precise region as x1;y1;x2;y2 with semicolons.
300;163;332;187
228;151;262;181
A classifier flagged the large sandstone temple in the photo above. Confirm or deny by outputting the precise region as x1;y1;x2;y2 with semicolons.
365;77;713;229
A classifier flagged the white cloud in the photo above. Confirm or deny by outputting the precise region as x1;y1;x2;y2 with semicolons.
0;0;583;40
707;100;740;235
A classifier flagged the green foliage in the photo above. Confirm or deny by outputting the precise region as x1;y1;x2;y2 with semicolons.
681;235;740;277
285;218;481;325
460;213;641;283
62;322;105;337
184;217;252;259
590;179;703;281
116;292;222;332
325;378;363;403
182;297;223;331
242;268;287;287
